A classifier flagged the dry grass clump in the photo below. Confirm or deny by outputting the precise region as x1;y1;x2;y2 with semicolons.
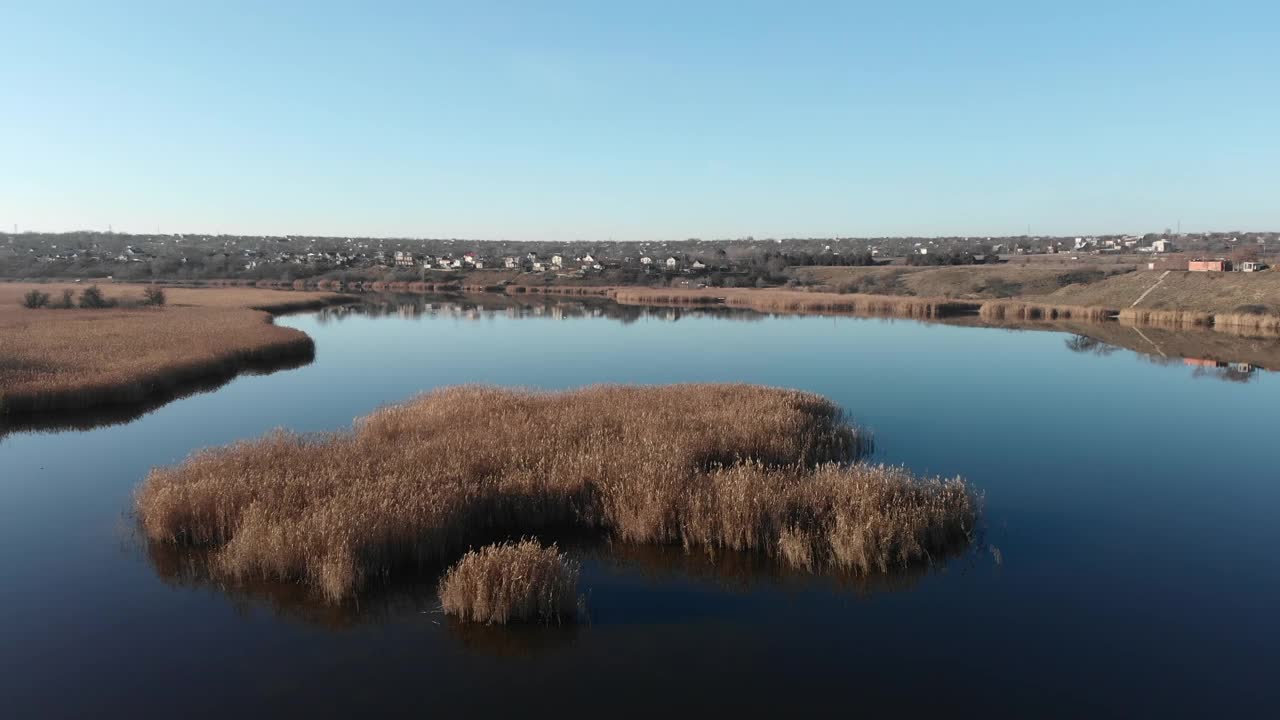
1212;312;1280;333
612;288;978;319
439;540;579;624
135;384;978;603
1118;307;1213;328
0;283;347;416
979;301;1114;322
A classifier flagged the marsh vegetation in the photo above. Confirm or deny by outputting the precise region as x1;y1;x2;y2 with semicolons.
135;385;979;611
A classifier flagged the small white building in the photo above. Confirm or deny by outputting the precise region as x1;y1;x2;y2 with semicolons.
640;256;653;265
665;256;679;268
1152;239;1173;253
551;255;564;267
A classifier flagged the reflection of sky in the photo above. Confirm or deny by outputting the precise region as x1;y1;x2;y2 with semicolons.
3;305;1279;715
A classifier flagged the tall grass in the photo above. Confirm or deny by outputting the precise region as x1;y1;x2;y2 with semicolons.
1211;312;1280;333
439;540;579;624
135;384;978;603
0;283;348;416
1118;308;1214;328
612;288;979;319
979;301;1115;322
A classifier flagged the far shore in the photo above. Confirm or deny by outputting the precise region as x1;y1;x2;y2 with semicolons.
4;273;1278;423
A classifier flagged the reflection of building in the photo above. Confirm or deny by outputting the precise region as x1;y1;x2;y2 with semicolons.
1184;358;1219;368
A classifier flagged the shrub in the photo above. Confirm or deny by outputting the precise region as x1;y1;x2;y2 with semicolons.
22;290;50;309
439;540;579;624
143;285;167;306
78;285;115;309
57;289;75;309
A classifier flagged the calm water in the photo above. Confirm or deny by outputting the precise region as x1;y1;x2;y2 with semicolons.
3;295;1278;718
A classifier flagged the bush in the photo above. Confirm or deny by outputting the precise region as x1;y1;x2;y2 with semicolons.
143;285;167;306
57;289;75;309
78;285;115;309
22;290;50;309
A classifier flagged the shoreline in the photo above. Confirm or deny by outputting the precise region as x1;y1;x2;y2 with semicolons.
0;284;354;423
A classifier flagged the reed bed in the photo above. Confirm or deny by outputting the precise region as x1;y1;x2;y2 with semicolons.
439;540;579;624
0;283;346;416
506;285;614;297
979;300;1115;322
1211;312;1280;333
135;384;978;603
612;288;978;318
1118;307;1214;328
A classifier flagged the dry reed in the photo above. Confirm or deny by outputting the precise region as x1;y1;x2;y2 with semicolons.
439;539;579;624
612;288;978;319
1118;307;1214;328
0;283;348;415
979;300;1115;322
135;384;978;603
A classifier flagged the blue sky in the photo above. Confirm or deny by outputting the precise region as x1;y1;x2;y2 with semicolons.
2;1;1277;240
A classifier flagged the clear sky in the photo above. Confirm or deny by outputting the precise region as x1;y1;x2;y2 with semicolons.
3;1;1277;241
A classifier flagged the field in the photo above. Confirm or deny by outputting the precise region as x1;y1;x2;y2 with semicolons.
0;282;348;416
135;384;979;605
787;263;1136;299
1046;269;1280;315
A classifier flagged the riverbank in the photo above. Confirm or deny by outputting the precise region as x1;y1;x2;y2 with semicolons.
536;281;1280;336
0;282;352;417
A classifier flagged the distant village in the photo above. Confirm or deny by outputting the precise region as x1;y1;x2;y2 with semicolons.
1;229;1275;284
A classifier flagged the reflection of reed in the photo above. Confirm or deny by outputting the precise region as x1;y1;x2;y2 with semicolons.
444;616;581;657
0;351;313;438
583;537;968;597
140;531;973;638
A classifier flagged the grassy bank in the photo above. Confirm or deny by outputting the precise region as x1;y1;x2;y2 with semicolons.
136;384;978;603
0;282;350;416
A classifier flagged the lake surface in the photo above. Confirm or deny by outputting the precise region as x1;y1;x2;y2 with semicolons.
3;294;1279;718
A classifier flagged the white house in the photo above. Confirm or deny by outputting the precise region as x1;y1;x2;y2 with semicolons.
665;256;679;268
640;256;653;265
1152;239;1173;253
691;260;706;270
551;254;564;267
503;257;517;268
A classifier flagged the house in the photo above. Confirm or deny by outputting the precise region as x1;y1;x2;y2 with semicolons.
690;260;707;270
1152;239;1174;253
551;255;564;267
393;251;416;267
1188;259;1232;272
581;254;596;264
503;256;517;268
665;256;679;268
1241;261;1267;272
640;256;653;265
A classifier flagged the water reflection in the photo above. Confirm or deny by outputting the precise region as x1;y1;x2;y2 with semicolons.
140;531;976;644
313;292;766;325
9;293;1279;438
0;352;313;439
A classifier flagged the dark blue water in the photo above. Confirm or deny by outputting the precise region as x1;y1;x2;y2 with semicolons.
3;295;1277;718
